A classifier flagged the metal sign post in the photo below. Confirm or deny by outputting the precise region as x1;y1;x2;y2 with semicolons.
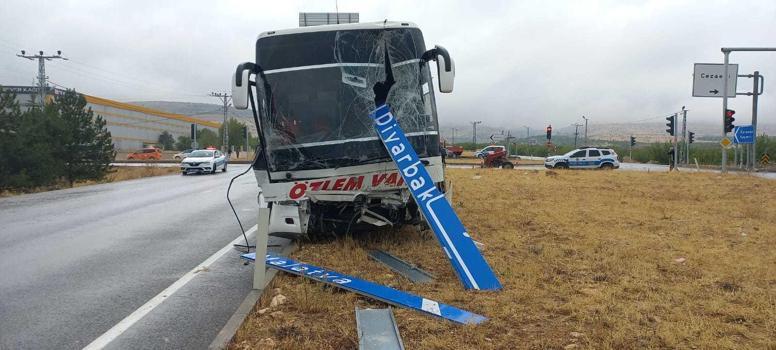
720;47;776;172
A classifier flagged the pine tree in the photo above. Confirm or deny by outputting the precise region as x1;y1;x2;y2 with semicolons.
53;90;116;186
158;131;174;150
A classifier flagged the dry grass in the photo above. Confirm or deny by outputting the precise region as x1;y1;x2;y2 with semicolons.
231;169;776;350
0;166;179;197
98;166;180;183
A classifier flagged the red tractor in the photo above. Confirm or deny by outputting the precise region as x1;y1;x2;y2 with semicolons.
482;147;514;169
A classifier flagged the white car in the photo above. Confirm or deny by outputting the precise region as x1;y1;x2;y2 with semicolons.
173;149;194;161
180;149;228;175
544;147;620;169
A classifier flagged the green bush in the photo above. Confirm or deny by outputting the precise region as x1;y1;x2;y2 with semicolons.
0;88;115;190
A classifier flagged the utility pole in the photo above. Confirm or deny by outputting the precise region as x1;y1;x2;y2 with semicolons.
210;92;231;152
452;127;457;145
245;125;251;159
470;121;481;146
16;50;67;107
582;116;589;146
572;123;582;147
681;106;687;165
504;130;514;156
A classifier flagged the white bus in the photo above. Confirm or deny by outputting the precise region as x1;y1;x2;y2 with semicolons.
232;21;455;238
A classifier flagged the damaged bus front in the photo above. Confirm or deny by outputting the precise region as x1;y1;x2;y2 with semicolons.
232;21;455;238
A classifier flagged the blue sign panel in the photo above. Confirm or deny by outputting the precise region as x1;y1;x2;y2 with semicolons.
733;125;755;144
241;252;488;325
370;104;501;291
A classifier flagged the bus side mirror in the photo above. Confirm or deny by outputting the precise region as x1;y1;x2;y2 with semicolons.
232;68;251;110
437;56;455;93
422;46;455;93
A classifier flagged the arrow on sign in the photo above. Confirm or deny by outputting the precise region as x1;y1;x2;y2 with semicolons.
709;89;719;94
489;134;495;142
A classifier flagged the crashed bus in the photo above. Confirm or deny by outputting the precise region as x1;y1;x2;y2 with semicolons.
232;21;455;238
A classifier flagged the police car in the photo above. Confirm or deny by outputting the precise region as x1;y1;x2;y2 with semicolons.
180;149;228;175
544;147;620;169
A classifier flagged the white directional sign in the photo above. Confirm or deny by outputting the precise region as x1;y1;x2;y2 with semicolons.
692;63;738;98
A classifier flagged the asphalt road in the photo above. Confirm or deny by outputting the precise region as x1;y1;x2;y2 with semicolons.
0;166;269;349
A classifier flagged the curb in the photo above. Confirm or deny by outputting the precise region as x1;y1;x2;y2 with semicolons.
208;243;296;350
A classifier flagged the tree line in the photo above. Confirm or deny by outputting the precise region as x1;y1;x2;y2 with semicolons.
156;118;259;152
0;88;115;190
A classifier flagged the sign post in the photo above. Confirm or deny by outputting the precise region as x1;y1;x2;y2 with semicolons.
719;47;776;172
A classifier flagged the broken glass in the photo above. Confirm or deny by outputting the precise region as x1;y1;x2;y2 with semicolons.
254;27;441;174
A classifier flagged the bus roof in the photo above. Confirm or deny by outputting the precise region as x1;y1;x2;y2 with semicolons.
257;21;419;40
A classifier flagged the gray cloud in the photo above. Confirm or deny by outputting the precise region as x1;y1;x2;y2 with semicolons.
1;0;774;130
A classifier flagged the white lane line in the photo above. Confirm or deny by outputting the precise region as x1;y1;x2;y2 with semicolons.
83;225;258;350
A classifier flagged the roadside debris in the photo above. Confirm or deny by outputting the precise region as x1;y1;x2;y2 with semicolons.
355;307;405;350
368;250;435;284
242;252;487;324
270;294;287;308
674;257;687;263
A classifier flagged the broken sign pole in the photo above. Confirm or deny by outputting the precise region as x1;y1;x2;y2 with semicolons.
355;308;405;350
368;250;435;284
369;104;502;291
241;252;487;325
253;206;270;289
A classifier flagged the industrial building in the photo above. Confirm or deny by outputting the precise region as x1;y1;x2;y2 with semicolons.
1;85;219;151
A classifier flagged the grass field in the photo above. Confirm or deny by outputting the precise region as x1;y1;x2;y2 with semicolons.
231;169;776;349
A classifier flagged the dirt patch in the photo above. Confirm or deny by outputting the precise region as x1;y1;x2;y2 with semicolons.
231;169;776;349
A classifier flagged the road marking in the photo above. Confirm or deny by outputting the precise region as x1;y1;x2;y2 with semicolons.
83;225;258;350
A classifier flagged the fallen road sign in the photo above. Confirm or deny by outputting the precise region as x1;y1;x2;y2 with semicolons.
241;252;488;325
370;104;502;291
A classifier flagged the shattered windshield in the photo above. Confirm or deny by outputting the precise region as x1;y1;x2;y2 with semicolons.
255;27;440;173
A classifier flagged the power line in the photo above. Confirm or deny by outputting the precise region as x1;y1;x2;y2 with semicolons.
16;49;68;107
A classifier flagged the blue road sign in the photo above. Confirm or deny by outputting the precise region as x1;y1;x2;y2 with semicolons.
370;104;501;291
241;252;488;325
733;125;755;144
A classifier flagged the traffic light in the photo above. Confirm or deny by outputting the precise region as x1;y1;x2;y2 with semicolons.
546;125;552;140
688;131;695;144
724;109;735;133
630;136;636;146
665;115;676;136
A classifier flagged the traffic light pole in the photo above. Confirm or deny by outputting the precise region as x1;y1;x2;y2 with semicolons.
721;47;776;173
751;71;761;170
682;108;688;165
722;51;730;173
673;113;679;170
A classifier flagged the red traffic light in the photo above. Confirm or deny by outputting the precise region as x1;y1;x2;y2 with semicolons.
725;109;735;118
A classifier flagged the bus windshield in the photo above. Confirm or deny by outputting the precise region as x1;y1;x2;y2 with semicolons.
255;27;440;172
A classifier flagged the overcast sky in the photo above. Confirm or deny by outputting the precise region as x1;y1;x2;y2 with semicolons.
1;0;774;130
